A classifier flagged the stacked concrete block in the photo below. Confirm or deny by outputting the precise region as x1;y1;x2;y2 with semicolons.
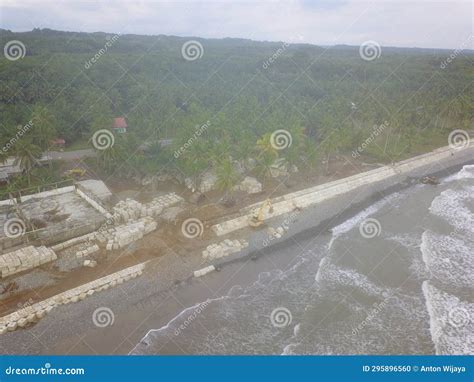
202;239;249;260
105;217;157;251
75;244;100;258
111;193;183;224
0;262;146;334
0;246;57;278
112;198;143;223
194;265;215;278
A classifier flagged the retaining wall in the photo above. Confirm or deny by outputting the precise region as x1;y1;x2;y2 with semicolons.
20;186;75;202
75;186;111;217
0;262;146;334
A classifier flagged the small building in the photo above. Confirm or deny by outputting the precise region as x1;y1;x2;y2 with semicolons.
112;117;128;134
0;158;22;182
50;138;66;148
0;170;8;185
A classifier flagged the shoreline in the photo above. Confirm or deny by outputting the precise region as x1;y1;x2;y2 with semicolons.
0;145;473;354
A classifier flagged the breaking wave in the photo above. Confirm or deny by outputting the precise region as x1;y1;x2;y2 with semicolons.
132;165;473;355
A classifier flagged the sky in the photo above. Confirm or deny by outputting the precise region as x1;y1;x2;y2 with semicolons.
1;0;472;49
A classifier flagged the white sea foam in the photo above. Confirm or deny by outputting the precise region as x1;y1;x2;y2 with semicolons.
388;233;420;249
315;257;386;297
420;231;474;287
422;281;473;355
429;188;474;235
420;230;473;289
329;192;402;246
442;164;474;183
129;296;228;354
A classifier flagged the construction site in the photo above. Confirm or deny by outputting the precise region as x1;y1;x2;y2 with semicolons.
0;143;473;350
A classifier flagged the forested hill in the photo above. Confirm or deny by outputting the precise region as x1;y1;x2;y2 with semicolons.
1;28;472;182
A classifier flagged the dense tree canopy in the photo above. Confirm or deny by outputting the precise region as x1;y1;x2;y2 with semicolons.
1;28;472;187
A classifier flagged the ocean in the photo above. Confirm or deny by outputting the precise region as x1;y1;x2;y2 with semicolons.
131;165;473;355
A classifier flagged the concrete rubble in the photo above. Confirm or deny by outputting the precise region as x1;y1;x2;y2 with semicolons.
0;246;57;278
236;176;262;194
185;172;218;193
202;239;249;260
270;158;289;178
83;259;97;268
199;172;218;193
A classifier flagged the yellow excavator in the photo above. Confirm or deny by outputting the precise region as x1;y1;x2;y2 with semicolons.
249;199;274;228
63;168;86;179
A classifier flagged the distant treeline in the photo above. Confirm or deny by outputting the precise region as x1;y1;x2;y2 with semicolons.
0;28;472;189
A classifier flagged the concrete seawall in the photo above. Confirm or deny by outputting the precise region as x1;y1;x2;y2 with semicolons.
212;144;474;237
210;143;474;266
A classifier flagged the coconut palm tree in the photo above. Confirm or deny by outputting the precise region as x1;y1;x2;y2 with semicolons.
256;133;279;160
31;105;57;151
215;157;239;200
254;150;276;179
0;148;8;165
12;140;43;186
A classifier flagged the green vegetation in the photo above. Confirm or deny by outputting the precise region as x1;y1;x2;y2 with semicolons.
1;28;472;192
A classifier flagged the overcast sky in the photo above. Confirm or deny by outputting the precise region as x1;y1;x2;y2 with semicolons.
1;0;472;49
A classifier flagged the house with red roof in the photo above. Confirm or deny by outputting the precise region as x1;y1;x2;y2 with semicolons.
50;138;66;148
112;117;128;134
